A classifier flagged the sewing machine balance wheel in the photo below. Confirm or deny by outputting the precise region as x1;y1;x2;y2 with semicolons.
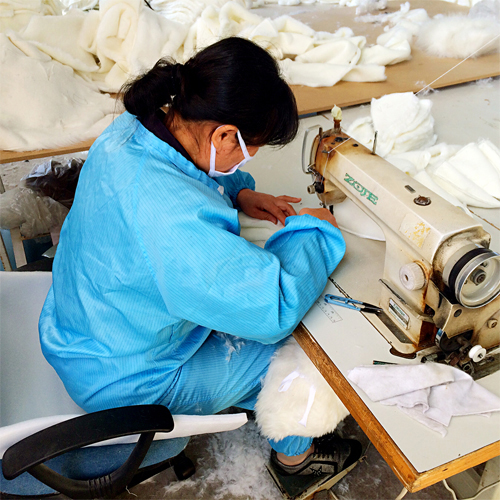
442;244;500;308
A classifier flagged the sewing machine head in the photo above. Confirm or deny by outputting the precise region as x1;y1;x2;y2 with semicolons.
302;112;500;376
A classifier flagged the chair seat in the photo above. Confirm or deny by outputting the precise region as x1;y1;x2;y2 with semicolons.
0;437;189;496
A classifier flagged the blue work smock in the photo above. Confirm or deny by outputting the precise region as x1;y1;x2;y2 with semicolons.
39;111;346;412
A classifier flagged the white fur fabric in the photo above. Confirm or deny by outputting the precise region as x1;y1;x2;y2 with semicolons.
255;337;349;441
20;11;98;72
0;0;62;33
347;92;436;157
0;32;117;152
345;93;500;210
280;59;353;87
0;0;422;151
416;15;500;59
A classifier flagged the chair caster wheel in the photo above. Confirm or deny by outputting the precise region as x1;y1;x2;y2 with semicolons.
173;452;196;480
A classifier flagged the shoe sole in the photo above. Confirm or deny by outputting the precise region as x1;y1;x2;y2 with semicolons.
266;454;363;500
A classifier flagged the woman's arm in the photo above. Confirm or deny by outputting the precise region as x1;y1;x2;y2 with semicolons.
135;178;345;344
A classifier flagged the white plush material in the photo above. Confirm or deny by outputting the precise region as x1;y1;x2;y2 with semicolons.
238;212;283;248
280;59;354;87
417;15;500;59
412;170;470;213
0;0;423;150
429;160;500;208
0;32;117;152
347;92;436;157
446;143;500;198
346;93;500;210
255;337;349;440
20;11;98;72
0;0;62;32
238;199;385;244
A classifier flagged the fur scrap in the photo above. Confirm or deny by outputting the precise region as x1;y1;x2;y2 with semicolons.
416;15;500;59
255;337;349;440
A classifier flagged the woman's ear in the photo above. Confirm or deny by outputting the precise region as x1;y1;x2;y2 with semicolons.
212;125;239;153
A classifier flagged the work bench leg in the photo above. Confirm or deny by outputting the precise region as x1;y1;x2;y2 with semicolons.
445;456;500;499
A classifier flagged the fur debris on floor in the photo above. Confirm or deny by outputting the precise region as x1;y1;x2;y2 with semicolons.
118;415;456;500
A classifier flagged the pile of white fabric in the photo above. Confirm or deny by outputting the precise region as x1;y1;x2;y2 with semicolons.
0;30;117;151
4;0;415;93
0;0;62;32
16;0;411;92
346;92;500;210
0;0;418;151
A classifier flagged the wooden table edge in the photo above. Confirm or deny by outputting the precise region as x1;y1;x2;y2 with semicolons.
293;322;500;493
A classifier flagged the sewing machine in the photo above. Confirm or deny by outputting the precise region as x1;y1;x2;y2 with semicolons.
302;116;500;377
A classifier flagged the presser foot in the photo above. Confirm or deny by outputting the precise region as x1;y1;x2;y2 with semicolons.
266;455;364;500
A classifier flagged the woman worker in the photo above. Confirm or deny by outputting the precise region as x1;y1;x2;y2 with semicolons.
39;37;361;478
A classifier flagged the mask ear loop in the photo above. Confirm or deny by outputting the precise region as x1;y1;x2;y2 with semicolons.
236;130;252;162
209;127;253;178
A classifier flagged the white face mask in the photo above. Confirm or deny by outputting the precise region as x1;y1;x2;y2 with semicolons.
208;127;252;178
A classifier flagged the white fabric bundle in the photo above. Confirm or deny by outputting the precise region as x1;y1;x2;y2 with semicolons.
348;363;500;436
179;2;409;86
59;0;98;11
20;10;98;72
16;0;188;92
428;142;500;209
239;204;385;244
280;59;355;87
347;92;437;157
0;0;62;32
255;337;349;440
0;32;117;152
346;93;500;210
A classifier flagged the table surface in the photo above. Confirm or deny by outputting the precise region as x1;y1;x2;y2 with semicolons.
246;80;500;492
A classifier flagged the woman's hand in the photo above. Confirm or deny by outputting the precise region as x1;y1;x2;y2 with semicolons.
237;189;301;225
299;207;339;228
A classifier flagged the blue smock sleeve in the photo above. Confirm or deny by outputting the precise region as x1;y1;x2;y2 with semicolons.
215;170;255;207
136;173;345;345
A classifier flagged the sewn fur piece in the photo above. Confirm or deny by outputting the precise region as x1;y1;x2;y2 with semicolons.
255;337;349;440
416;15;500;58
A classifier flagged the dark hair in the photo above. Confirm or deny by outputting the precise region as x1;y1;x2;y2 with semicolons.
122;37;298;147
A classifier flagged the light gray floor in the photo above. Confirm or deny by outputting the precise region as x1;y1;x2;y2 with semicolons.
117;414;457;500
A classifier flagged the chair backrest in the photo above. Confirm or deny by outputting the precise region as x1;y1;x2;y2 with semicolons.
0;272;83;428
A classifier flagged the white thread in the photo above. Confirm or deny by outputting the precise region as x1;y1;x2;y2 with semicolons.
415;34;500;97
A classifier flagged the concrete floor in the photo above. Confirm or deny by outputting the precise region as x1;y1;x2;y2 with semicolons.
117;414;457;500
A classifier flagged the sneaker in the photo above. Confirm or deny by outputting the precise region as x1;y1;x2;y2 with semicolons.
270;435;362;477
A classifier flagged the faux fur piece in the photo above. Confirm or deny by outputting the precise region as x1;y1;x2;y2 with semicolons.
0;33;117;152
255;337;349;440
416;16;500;59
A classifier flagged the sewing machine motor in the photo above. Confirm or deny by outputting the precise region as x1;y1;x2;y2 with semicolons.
302;118;500;377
